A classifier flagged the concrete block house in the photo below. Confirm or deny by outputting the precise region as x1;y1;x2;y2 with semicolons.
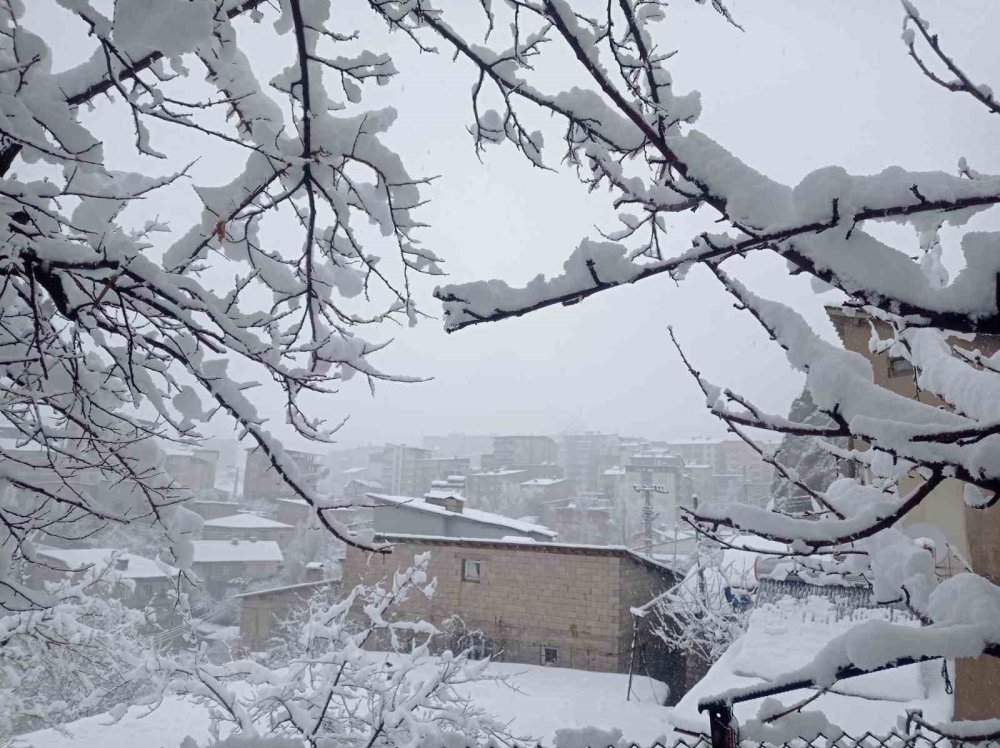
343;534;683;695
191;539;283;595
34;546;179;609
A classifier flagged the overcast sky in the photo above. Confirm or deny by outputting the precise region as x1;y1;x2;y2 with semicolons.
29;0;1000;451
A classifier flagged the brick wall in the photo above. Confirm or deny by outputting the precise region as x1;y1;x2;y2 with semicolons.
344;539;673;674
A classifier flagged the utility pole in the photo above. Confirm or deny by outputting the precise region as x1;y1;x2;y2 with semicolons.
692;493;707;599
633;472;667;555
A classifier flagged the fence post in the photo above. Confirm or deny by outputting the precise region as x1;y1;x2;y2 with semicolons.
708;703;736;748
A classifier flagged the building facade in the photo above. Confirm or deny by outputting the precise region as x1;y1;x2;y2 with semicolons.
372;444;432;495
481;435;559;471
191;539;284;595
559;433;621;492
343;535;681;689
243;449;323;501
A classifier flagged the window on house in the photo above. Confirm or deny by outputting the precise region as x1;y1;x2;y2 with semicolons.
541;646;559;665
888;357;915;378
461;559;481;582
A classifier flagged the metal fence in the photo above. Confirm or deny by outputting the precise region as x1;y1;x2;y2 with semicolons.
573;730;998;748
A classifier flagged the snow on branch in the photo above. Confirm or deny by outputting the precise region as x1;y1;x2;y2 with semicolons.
416;0;1000;710
415;0;1000;334
0;0;447;604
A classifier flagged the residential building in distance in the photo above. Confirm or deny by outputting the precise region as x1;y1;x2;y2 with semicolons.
481;435;559;472
343;478;384;502
243;448;323;502
422;434;495;467
624;451;686;524
664;438;726;477
601;451;687;548
542;500;613;545
271;498;313;528
371;444;432;495
340;464;383;487
200;512;295;547
559;433;620;492
162;446;219;492
191;539;284;595
343;535;681;693
34;547;178;608
367;491;557;542
717;439;778;505
411;455;472;496
185;499;242;522
519;477;576;508
464;468;529;505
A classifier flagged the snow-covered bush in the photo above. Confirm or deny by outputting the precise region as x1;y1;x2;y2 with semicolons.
651;552;753;667
0;569;152;734
145;555;522;747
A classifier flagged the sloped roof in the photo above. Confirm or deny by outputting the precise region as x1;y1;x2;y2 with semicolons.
376;533;678;577
234;577;339;599
520;478;569;487
202;513;292;530
368;492;557;538
36;547;177;580
191;539;283;564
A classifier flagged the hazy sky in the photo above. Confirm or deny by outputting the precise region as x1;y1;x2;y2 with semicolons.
28;0;1000;450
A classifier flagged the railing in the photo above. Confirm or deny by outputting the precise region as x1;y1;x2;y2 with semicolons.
629;729;996;747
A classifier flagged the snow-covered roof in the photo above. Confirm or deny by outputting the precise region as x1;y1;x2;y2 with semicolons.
520;478;568;487
603;466;626;476
341;466;368;474
345;478;383;489
470;469;526;477
234;577;340;599
202;513;292;530
670;593;948;736
36;547;177;580
368;493;557;538
377;533;678;575
191;540;283;564
423;488;466;502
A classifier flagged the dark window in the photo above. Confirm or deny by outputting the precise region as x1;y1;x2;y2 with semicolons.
541;646;559;665
462;559;481;582
888;357;915;378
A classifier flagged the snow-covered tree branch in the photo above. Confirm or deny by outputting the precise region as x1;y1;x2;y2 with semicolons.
0;0;449;612
405;0;1000;711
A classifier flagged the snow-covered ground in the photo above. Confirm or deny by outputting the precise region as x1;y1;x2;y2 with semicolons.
14;663;675;748
671;595;953;736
